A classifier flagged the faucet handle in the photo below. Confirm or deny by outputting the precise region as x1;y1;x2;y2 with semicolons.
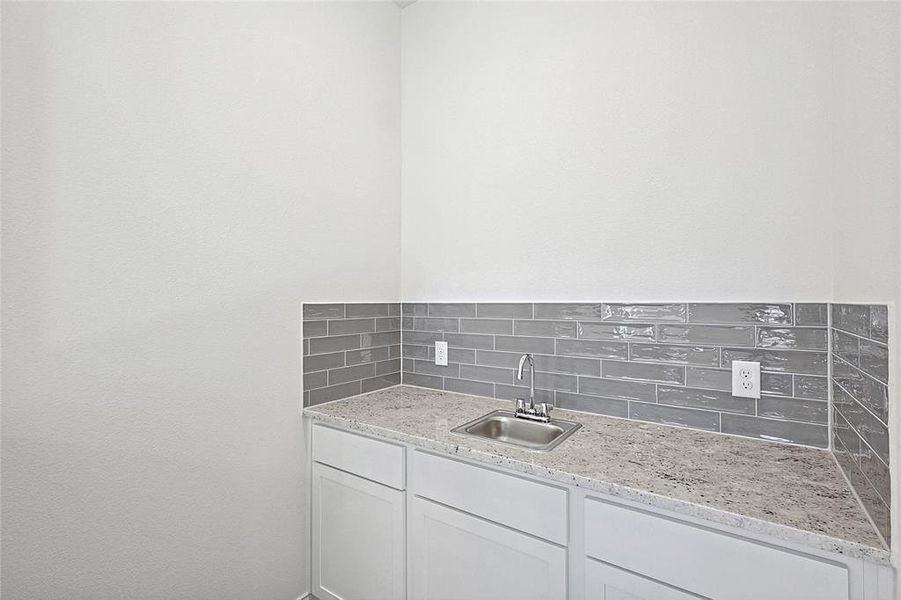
515;398;526;414
537;403;553;418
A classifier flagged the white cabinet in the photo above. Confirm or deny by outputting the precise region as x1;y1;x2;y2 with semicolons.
583;496;849;600
585;559;699;600
312;463;405;600
409;497;567;600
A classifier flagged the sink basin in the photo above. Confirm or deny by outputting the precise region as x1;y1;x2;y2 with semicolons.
451;410;581;451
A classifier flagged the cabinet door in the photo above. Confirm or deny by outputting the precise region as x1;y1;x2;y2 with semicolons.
409;497;566;600
312;463;405;600
585;558;703;600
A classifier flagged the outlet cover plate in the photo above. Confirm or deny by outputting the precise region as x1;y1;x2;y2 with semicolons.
731;360;761;399
435;341;448;366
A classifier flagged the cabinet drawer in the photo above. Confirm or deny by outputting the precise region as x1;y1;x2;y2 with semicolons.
312;425;405;490
411;450;567;545
584;496;849;600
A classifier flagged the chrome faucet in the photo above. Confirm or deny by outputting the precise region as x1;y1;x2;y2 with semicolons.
515;353;552;423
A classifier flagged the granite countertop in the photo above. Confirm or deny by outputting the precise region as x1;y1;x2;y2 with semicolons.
304;385;889;565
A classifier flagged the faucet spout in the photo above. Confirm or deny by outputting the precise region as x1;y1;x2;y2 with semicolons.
516;353;535;409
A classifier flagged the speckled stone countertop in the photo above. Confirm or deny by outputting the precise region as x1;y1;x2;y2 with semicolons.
305;385;889;565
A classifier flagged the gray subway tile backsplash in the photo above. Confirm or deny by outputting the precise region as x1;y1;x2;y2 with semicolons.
303;303;401;406
578;321;656;342
629;343;719;367
721;413;828;448
461;318;513;335
602;303;687;322
756;327;828;350
657;324;755;346
603;360;686;385
476;303;533;319
829;303;890;547
688;303;793;324
794;303;829;326
514;319;577;338
628;401;720;432
555;339;628;360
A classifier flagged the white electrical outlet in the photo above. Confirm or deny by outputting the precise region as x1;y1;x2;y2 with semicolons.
731;360;761;399
435;341;448;366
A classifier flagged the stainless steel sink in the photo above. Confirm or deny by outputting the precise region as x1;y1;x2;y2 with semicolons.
451;410;581;451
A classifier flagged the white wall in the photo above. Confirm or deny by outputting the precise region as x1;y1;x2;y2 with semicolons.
401;2;833;301
830;1;901;584
1;2;400;598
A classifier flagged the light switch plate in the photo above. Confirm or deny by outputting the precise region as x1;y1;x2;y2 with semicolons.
435;341;448;366
731;360;761;399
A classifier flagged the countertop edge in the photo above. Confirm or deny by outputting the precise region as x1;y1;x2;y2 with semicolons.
304;406;892;567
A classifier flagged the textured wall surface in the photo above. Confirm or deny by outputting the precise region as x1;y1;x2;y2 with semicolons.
402;2;833;301
401;302;831;448
1;3;400;598
832;304;892;547
303;303;402;406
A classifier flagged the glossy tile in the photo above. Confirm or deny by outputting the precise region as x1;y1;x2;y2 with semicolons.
327;318;375;335
303;351;345;372
657;386;754;415
494;335;556;354
757;396;827;425
346;346;391;365
459;364;516;385
429;303;476;317
554;391;629;418
629;344;719;367
832;304;870;336
720;348;827;376
859;339;888;383
869;305;889;343
345;303;398;318
629;402;719;432
362;373;400;393
688;303;792;324
402;303;428;317
602;303;686;322
476;303;533;319
533;303;605;320
555;339;628;360
514;319;577;338
794;303;828;326
444;333;495;350
834;383;889;463
658;324;754;346
414;359;460;377
412;317;459;332
720;414;827;448
603;360;685;384
303;320;328;338
303;370;328;390
403;371;442;390
533;354;600;376
494;384;555;403
578;376;657;402
793;375;828;401
444;377;494;397
832;330;860;366
361;331;400;348
303;303;344;320
375;359;401;376
376;317;401;332
460;318;513;335
757;327;827;350
309;381;361;406
328;363;376;385
578;322;656;341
